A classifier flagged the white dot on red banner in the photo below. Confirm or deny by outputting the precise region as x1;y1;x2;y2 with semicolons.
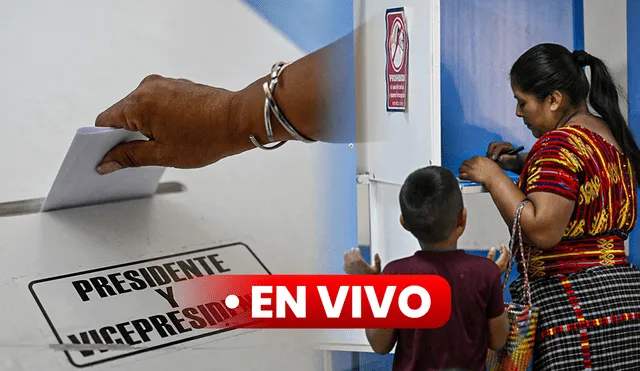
225;294;240;309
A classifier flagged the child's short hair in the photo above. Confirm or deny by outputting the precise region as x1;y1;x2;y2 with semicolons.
398;166;463;244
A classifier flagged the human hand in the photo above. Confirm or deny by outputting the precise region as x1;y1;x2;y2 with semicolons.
458;156;503;184
487;244;510;275
94;74;253;175
487;142;523;173
344;248;381;275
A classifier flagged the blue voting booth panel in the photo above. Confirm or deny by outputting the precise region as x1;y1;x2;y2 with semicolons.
440;0;577;175
441;0;579;306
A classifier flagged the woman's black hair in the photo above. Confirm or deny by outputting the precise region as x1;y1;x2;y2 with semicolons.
510;43;640;184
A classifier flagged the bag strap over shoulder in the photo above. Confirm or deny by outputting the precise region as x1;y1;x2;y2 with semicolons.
501;199;533;307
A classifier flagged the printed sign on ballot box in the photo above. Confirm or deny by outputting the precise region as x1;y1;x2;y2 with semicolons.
386;7;409;112
28;242;270;368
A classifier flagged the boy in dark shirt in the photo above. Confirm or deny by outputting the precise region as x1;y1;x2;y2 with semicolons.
344;166;509;371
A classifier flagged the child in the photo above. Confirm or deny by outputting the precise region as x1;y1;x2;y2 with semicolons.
344;166;509;371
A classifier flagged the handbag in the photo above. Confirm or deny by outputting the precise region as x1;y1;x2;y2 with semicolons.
486;199;540;371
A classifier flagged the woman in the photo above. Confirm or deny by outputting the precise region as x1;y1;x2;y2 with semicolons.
460;43;640;370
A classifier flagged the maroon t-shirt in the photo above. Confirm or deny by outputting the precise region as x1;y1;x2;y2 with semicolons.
382;250;504;371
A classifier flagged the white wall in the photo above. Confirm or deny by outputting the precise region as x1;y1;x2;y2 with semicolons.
354;0;444;265
357;187;509;253
354;0;441;185
357;183;371;246
584;0;628;120
354;0;510;264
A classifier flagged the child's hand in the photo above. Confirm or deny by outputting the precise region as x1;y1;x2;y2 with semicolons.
487;244;510;275
343;248;381;275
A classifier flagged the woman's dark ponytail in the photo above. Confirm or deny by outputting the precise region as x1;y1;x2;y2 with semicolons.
580;51;640;184
511;43;640;184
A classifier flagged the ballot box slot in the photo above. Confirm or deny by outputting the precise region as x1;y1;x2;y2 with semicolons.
0;181;186;218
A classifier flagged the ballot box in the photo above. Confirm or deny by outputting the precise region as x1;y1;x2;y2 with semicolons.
0;158;327;370
0;1;335;369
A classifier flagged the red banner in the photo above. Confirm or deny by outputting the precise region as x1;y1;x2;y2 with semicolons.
183;274;451;329
386;7;409;112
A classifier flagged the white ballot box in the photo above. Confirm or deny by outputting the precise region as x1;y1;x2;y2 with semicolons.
0;156;325;370
0;1;336;368
0;81;326;371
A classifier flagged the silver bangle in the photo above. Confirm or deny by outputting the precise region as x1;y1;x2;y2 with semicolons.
249;61;316;150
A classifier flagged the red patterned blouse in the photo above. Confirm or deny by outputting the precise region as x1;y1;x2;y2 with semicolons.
516;125;637;278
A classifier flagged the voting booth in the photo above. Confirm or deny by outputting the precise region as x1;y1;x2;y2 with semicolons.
316;0;581;360
0;1;333;370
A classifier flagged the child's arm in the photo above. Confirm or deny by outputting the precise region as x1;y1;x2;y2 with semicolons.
486;265;509;350
488;313;509;350
365;328;398;354
363;261;396;354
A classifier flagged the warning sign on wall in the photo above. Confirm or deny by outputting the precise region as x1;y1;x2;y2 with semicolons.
29;242;270;368
385;7;409;112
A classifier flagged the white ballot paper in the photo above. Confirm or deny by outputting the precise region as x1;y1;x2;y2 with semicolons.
41;127;166;212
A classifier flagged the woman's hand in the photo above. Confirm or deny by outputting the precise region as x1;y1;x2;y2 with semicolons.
487;142;524;173
487;244;510;275
94;75;252;174
93;33;356;175
344;248;381;275
459;156;503;184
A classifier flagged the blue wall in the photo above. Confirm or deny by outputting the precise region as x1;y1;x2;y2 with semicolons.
440;0;577;307
440;0;576;174
628;0;640;265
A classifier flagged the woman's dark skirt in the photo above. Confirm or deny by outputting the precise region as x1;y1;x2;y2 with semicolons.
510;264;640;370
